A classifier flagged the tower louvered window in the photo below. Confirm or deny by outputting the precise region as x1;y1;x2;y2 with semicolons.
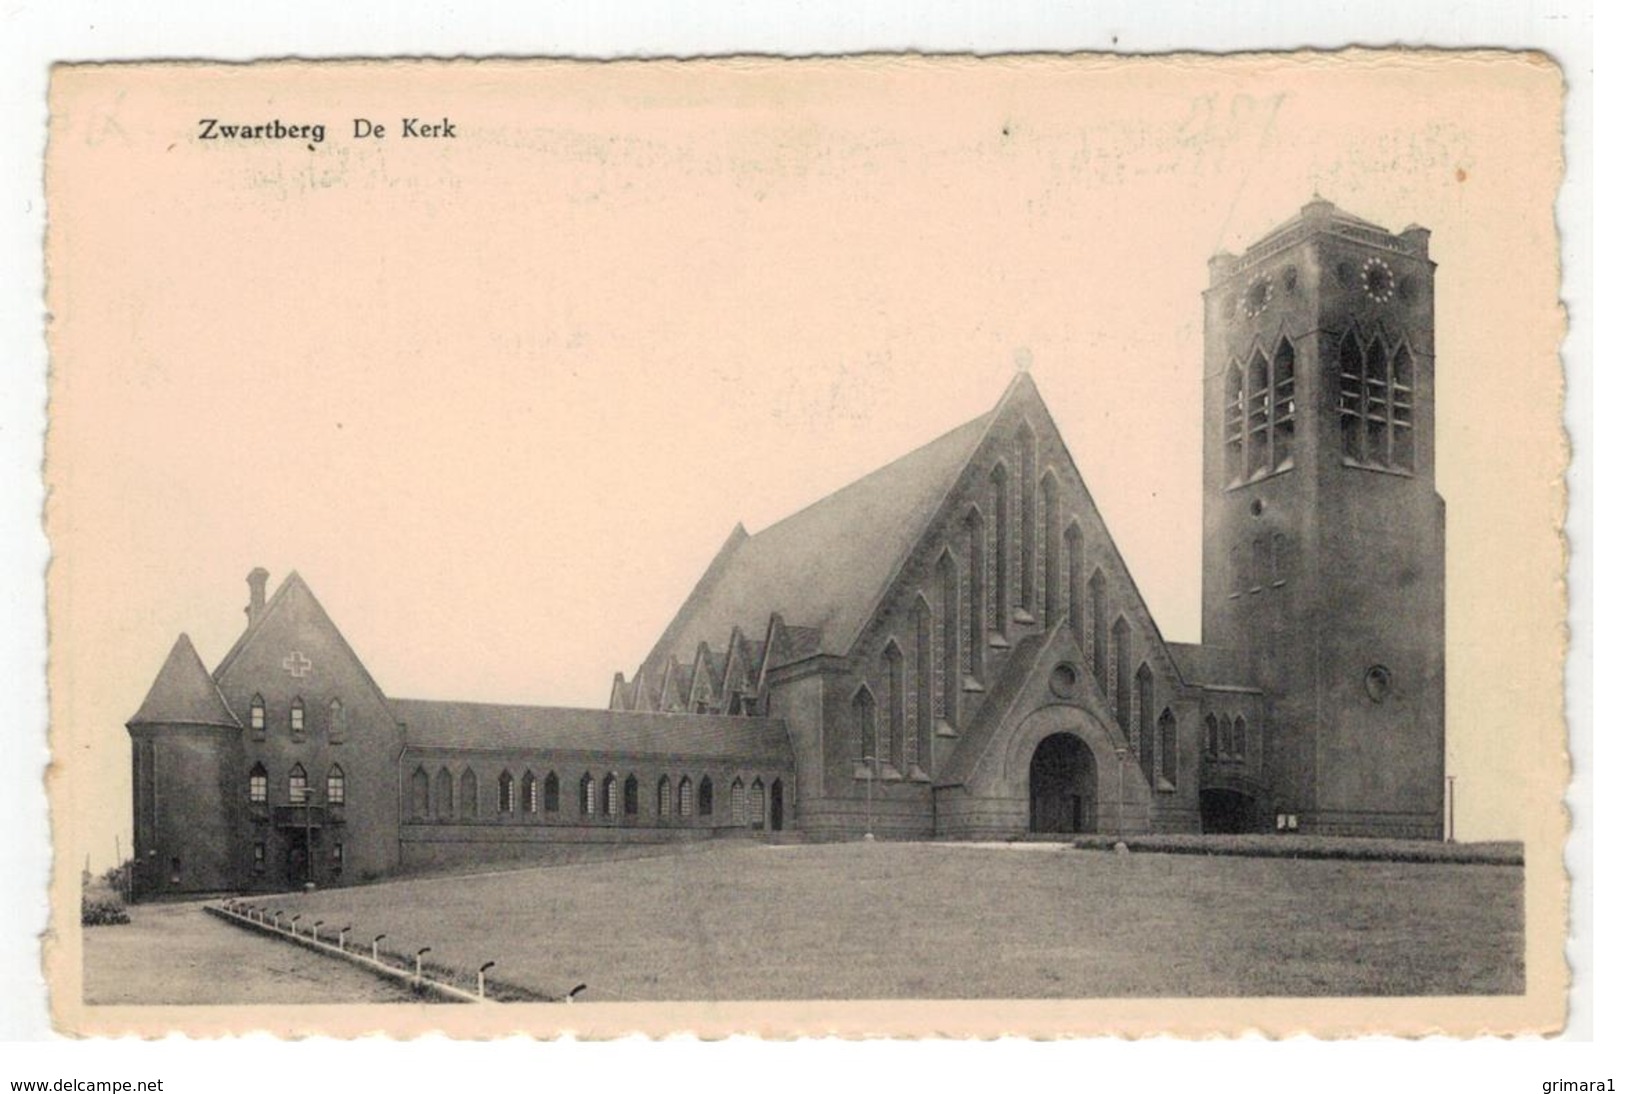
1228;337;1297;485
1338;332;1416;472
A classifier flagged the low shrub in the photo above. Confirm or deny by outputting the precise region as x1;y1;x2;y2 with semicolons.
81;896;130;926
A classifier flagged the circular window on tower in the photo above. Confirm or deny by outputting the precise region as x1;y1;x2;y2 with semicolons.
1242;274;1273;318
1049;662;1081;699
1362;257;1395;303
1364;665;1394;703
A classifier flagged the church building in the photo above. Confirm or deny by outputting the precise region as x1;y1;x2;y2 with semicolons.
127;199;1446;897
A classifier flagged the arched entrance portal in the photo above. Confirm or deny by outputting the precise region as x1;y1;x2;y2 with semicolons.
1200;788;1258;834
1028;733;1097;834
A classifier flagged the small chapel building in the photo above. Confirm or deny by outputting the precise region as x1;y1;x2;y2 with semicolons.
127;199;1447;897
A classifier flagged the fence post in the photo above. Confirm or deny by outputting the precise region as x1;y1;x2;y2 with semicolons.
373;934;386;963
338;926;351;952
415;947;432;985
289;914;302;936
312;920;324;942
478;961;496;1000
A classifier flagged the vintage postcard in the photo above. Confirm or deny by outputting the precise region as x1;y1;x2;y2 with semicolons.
44;52;1567;1037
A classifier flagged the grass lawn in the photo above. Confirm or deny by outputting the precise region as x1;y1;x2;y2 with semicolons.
261;842;1522;1001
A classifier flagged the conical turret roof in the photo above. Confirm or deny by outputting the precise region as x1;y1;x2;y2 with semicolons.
128;634;241;728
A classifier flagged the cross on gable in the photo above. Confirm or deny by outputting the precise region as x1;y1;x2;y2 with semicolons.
282;651;313;678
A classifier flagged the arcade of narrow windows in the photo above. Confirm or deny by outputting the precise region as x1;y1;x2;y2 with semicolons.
1337;331;1415;472
1225;338;1297;485
403;762;780;828
1203;713;1251;762
849;422;1182;791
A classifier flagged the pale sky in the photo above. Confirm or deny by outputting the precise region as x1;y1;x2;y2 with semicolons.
48;55;1564;864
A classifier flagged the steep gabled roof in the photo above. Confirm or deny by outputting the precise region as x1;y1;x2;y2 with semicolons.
640;407;994;673
129;634;241;728
394;699;795;765
211;570;395;717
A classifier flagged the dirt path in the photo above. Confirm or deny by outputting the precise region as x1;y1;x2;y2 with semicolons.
83;901;417;1005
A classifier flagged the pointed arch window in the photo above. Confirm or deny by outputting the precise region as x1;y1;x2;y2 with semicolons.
459;768;478;819
1337;332;1416;473
749;778;766;829
326;764;345;806
852;686;876;770
680;775;696;818
248;762;268;804
411;767;430;818
1250;537;1267;594
1273;339;1296;469
1337;331;1365;460
883;642;904;769
990;463;1011;633
1136;664;1155;783
936;552;960;729
579;772;596;816
1219;716;1234;758
1066;524;1085;645
1041;472;1061;624
1112;618;1132;732
1271;533;1287;587
698;775;713;817
625;774;640;816
543;771;560;814
1234;716;1249;759
604;774;620;818
498;770;514;814
911;596;932;770
1247;350;1271;478
965;508;986;681
328;698;346;744
1090;571;1108;690
1158;709;1178;788
1363;336;1391;464
435;767;453;818
1224;362;1246;484
289;697;305;740
1205;714;1219;758
287;763;308;804
658;775;673;818
1392;344;1415;470
1229;337;1298;484
249;694;266;740
522;770;538;814
730;778;746;826
1018;423;1038;614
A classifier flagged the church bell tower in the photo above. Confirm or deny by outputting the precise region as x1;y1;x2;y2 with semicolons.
1200;198;1446;839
